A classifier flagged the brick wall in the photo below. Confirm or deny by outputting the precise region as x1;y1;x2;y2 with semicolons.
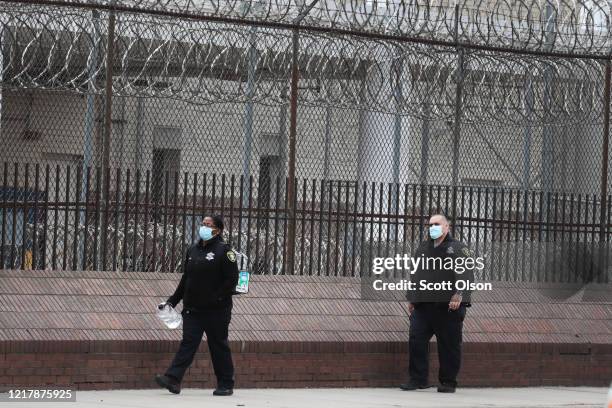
0;270;610;390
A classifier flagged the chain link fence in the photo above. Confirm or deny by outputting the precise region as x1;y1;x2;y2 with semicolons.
0;0;611;283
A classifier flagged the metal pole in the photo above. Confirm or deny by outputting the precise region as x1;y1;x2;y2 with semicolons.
522;78;533;191
100;7;116;270
285;28;299;275
242;26;256;205
541;2;556;193
79;8;100;269
451;61;463;186
323;85;331;182
419;100;430;185
451;5;463;226
135;96;143;171
599;60;610;244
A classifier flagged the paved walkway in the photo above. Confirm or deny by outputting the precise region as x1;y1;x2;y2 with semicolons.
2;386;607;408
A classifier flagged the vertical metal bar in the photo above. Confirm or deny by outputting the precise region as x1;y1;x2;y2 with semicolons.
99;166;109;270
1;163;8;269
254;176;262;273
342;181;351;276
228;175;235;246
122;169;131;271
309;179;316;276
180;172;188;253
452;5;464;188
359;182;368;277
81;9;99;263
113;168;120;271
151;171;159;272
513;190;521;281
552;192;560;282
285;28;300;275
599;60;610;244
420;102;430;185
161;171;169;271
350;182;359;277
323;89;332;182
316;179;325;275
192;173;198;244
545;191;552;282
92;167;102;270
237;175;244;257
142;170;150;271
333;182;342;276
21;164;29;270
82;167;91;270
560;193;567;282
325;181;333;276
51;165;59;270
242;26;256;200
522;79;533;190
575;195;582;284
170;171;179;272
41;165;50;269
529;191;537;281
300;179;307;275
246;176;253;270
211;173;217;214
220;174;226;220
65;165;74;271
100;7;117;271
521;190;529;281
377;182;384;259
272;176;281;274
132;170;141;270
32;164;40;269
10;165;17;268
491;188;498;280
262;176;271;271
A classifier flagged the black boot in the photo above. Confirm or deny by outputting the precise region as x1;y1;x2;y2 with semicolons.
400;382;429;391
155;374;181;394
213;387;233;396
437;383;456;393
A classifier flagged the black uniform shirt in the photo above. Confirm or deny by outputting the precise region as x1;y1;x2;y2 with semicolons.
167;235;239;311
406;234;474;306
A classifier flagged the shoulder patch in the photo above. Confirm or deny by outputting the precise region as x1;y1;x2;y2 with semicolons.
227;250;236;262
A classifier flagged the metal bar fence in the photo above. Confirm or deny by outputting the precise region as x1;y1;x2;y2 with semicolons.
0;162;609;284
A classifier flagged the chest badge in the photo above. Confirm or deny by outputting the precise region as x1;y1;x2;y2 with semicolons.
206;252;215;261
446;246;454;254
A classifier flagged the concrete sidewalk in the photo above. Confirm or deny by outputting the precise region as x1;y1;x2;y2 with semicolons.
5;386;606;408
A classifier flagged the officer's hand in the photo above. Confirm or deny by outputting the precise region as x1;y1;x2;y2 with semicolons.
408;303;415;316
449;294;462;310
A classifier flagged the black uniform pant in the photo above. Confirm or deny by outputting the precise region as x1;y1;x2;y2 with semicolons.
166;306;234;388
408;303;466;387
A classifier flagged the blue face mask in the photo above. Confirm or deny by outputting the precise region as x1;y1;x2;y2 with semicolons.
199;226;213;241
429;225;443;240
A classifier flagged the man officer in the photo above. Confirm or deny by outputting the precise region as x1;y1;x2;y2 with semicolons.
155;215;239;396
400;214;474;393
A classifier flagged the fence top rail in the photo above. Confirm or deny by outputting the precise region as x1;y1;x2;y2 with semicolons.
6;0;612;60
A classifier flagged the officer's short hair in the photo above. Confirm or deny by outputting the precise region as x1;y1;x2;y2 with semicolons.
430;213;450;225
210;215;225;231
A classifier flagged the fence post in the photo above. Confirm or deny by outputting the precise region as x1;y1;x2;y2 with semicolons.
100;5;116;270
451;4;464;230
285;28;299;275
600;60;610;244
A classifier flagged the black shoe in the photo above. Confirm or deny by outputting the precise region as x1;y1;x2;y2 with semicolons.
437;383;456;393
400;382;429;391
155;374;180;394
213;387;233;396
